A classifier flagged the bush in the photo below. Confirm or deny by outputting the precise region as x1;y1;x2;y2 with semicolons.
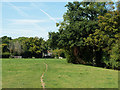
52;49;66;58
2;52;11;58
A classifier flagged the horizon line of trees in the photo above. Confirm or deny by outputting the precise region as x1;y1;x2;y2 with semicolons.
0;36;66;58
0;36;46;58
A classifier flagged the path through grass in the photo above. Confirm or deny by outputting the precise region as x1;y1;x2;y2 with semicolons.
2;58;118;88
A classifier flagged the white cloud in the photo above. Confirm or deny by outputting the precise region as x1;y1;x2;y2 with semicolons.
2;28;48;40
9;19;48;25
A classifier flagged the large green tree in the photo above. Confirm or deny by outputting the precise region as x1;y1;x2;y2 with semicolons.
49;2;108;64
85;3;120;69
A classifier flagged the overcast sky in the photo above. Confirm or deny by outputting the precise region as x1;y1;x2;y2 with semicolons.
2;2;67;40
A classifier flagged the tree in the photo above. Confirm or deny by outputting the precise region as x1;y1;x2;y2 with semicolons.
84;2;120;69
0;36;12;58
1;36;12;44
10;41;22;55
1;36;12;53
116;0;120;12
21;37;45;58
49;2;108;64
9;37;28;56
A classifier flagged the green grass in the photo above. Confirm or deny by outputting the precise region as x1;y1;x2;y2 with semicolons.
2;58;118;88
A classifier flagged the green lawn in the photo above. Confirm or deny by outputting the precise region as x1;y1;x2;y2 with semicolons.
2;58;118;88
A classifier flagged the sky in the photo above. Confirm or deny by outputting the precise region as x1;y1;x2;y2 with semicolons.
1;2;67;40
1;0;118;40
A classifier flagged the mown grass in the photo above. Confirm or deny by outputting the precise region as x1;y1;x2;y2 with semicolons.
2;58;118;88
2;58;45;88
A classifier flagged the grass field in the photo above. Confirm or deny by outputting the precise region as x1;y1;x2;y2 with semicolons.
2;58;118;88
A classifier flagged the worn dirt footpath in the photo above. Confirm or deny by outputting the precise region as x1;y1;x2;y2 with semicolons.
40;63;48;89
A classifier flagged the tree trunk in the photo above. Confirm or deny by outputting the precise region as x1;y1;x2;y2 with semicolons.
73;46;85;64
92;48;96;66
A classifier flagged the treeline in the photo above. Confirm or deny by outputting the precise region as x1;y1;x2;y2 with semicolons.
1;36;46;58
0;36;66;58
48;1;120;69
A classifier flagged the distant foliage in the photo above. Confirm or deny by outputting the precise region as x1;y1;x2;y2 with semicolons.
1;36;48;58
51;49;66;58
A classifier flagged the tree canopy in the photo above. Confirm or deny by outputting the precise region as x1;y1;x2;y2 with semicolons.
48;1;120;69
